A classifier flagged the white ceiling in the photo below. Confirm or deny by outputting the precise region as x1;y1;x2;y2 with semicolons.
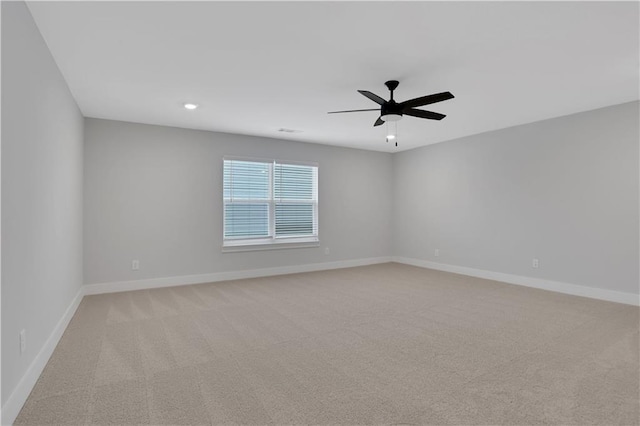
27;1;639;152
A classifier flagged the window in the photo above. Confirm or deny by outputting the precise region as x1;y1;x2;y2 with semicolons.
223;158;318;250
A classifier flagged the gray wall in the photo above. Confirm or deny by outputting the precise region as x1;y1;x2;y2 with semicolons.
84;118;393;284
393;101;639;294
1;1;84;407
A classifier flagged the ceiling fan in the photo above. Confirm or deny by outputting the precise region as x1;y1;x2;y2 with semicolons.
328;80;454;127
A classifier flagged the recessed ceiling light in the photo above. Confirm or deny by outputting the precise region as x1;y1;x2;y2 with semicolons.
386;134;396;140
183;103;198;110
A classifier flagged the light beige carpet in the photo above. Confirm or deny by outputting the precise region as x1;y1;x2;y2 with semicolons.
15;263;639;425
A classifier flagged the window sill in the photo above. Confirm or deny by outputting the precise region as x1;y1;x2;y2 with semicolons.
222;237;320;253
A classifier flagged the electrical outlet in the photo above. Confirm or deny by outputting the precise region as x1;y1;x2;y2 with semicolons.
324;247;330;255
435;249;440;257
132;260;140;270
20;329;26;355
532;258;539;268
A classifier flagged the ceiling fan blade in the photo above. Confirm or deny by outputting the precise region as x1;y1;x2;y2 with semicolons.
400;91;454;109
403;108;446;120
327;108;380;114
358;90;387;105
374;117;384;127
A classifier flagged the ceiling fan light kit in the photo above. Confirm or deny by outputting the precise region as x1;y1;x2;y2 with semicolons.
381;114;402;122
328;80;454;147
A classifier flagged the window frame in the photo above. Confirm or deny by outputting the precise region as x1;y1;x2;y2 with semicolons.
222;156;319;252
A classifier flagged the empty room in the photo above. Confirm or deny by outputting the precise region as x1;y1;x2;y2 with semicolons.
1;1;639;425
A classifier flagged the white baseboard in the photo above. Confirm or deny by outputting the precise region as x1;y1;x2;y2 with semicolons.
1;287;85;425
392;256;639;306
84;257;393;295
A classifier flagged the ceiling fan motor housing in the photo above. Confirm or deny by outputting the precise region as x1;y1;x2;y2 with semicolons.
381;100;403;121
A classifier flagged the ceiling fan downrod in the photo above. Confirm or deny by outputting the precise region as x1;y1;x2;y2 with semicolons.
385;80;399;102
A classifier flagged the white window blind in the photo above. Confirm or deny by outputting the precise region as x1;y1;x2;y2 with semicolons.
223;158;318;248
